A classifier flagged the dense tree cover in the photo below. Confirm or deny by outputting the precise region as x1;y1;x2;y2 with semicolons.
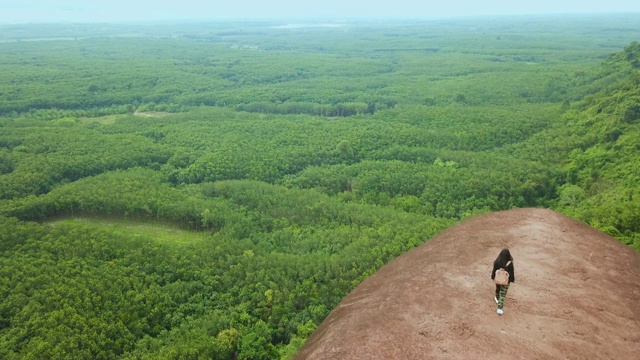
0;169;453;359
0;17;639;359
2;16;640;118
0;122;172;199
504;41;640;248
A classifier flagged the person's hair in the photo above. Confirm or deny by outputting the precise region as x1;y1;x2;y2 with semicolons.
494;248;513;268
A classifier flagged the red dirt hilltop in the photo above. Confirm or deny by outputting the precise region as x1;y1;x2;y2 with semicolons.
294;208;640;360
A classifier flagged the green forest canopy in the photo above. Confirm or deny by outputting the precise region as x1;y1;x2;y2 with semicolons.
0;16;639;359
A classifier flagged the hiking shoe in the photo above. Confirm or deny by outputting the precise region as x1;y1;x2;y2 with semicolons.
497;308;504;315
494;297;499;304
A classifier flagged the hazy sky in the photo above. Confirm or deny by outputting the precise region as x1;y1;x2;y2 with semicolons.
1;0;639;23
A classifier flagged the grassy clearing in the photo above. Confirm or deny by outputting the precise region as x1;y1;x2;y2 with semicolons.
132;111;176;118
78;114;124;125
77;111;175;125
47;217;205;246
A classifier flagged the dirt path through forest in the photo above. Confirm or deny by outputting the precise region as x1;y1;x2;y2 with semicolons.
295;208;640;359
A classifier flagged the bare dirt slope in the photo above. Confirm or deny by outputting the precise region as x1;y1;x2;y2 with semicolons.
295;208;640;360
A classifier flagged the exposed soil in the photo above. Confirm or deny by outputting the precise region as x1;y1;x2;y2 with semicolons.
295;208;640;359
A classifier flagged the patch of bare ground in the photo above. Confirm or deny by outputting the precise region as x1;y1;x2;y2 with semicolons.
295;208;640;360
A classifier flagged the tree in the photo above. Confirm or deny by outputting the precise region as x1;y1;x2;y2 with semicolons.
237;321;277;360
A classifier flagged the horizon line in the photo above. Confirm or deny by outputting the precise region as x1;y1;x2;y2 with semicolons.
1;11;639;26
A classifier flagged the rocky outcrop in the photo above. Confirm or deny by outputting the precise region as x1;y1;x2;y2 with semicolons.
295;208;640;360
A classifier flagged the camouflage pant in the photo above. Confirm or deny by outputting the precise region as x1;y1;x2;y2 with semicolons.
495;284;510;309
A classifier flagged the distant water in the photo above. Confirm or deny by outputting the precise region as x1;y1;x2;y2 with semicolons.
271;23;345;29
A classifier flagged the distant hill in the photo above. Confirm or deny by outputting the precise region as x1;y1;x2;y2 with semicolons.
295;208;640;359
504;41;640;249
553;42;640;249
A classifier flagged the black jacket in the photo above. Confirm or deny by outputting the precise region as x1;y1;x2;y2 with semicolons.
491;260;515;283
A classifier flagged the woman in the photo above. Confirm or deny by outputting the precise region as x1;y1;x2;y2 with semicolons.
491;248;515;315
